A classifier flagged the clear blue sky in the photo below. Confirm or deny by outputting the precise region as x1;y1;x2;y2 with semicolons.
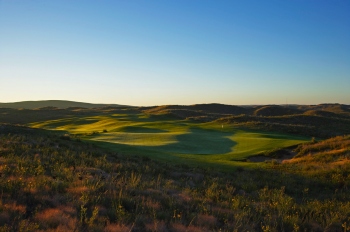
1;0;349;106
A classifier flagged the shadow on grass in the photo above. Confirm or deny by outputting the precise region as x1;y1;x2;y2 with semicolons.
255;132;310;140
119;126;168;133
155;127;237;155
109;113;180;123
90;127;237;157
36;118;101;128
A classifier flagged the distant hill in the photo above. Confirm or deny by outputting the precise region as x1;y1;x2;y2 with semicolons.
0;100;129;109
253;105;303;116
189;103;249;115
142;103;248;119
296;104;350;113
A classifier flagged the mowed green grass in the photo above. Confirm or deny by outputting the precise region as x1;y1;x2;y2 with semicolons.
30;113;310;168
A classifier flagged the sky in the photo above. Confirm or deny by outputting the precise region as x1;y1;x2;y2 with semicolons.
1;0;349;106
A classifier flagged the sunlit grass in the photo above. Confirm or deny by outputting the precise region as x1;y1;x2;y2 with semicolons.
1;124;349;231
92;132;180;146
30;113;310;168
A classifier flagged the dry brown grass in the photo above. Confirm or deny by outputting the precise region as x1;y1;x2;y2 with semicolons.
3;202;26;214
145;220;167;232
295;135;350;156
169;223;187;232
104;223;132;232
172;191;192;203
170;223;209;232
196;214;217;227
142;196;161;210
0;211;10;225
66;185;89;194
34;208;77;230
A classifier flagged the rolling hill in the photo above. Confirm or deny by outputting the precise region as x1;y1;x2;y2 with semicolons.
253;105;303;116
0;100;128;109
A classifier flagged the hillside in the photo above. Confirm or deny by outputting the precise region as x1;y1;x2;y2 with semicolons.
295;104;350;115
253;105;303;116
1;103;349;138
0;106;136;124
143;103;350;118
142;104;248;116
217;114;350;138
0;100;128;109
0;124;350;231
142;103;350;138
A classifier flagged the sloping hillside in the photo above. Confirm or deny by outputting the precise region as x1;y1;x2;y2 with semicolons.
1;124;350;231
0;107;135;124
189;103;249;115
0;100;128;109
297;104;350;114
142;104;249;121
217;113;350;138
253;105;302;116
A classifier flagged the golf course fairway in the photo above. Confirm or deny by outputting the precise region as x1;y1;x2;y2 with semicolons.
31;113;310;169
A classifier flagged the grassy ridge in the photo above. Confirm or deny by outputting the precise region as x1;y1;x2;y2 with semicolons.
0;100;128;109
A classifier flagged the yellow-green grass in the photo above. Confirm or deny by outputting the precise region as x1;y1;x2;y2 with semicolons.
30;113;310;169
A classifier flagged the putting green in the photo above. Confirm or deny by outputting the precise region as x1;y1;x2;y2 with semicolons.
30;113;310;168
